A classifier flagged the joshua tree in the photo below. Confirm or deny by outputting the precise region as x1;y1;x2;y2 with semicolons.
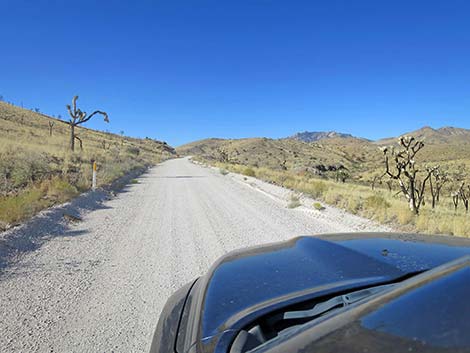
335;169;350;183
217;148;230;163
101;140;109;150
453;183;468;212
461;185;470;213
75;135;83;150
452;190;460;211
66;96;109;151
428;167;448;208
381;136;437;214
371;174;382;190
453;182;470;213
450;165;467;211
48;121;55;136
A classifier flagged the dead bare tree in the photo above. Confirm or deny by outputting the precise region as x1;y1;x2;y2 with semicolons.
66;96;109;151
428;167;448;208
381;136;437;214
48;121;55;136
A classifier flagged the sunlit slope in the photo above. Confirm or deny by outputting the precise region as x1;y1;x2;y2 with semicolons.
0;101;175;161
179;126;470;182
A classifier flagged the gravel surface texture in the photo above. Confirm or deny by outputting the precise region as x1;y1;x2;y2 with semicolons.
0;157;390;352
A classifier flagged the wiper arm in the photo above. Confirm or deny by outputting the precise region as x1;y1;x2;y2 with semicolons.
283;284;395;320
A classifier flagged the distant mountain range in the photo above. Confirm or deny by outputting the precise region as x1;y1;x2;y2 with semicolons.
287;131;357;142
177;125;470;182
377;126;470;145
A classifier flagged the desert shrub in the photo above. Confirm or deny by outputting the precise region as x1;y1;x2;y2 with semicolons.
313;202;325;211
0;188;46;224
396;208;414;225
364;194;390;210
76;164;93;191
310;181;328;198
242;167;256;177
416;214;430;233
126;146;140;156
451;216;470;236
0;148;50;193
344;195;361;214
40;177;79;203
324;189;343;205
287;194;301;208
99;158;140;185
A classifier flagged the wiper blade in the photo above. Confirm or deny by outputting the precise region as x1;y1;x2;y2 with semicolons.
283;284;395;320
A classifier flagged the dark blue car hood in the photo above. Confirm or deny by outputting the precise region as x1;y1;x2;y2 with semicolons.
172;233;470;353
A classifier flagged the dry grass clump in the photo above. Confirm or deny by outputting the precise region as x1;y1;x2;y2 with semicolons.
242;167;256;177
287;194;302;209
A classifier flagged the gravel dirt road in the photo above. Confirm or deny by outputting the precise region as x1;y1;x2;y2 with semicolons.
0;157;390;352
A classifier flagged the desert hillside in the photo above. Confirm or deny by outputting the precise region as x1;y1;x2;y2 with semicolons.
0;101;175;227
178;127;470;182
177;135;379;177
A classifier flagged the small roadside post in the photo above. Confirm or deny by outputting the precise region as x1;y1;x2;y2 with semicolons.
92;160;97;190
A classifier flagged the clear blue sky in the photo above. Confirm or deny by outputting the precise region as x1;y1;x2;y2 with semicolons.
2;0;470;146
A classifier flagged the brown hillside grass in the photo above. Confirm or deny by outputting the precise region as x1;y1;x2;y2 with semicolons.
0;102;174;227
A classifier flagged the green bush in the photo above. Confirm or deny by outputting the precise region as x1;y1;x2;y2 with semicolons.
0;188;46;224
313;202;325;211
46;177;79;202
0;148;50;193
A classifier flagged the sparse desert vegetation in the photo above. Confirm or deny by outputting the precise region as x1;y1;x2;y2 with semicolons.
212;161;470;236
0;100;175;228
185;130;470;238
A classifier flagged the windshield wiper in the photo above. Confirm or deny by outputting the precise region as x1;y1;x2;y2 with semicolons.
283;283;395;320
